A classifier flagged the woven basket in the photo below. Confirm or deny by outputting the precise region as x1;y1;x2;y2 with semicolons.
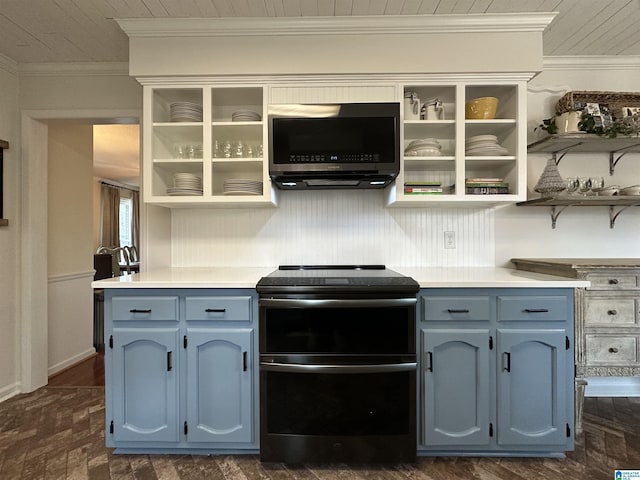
556;91;640;119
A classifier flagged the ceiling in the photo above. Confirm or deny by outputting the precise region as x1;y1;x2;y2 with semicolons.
1;0;640;64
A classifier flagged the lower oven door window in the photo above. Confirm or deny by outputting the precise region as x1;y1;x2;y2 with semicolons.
262;365;415;436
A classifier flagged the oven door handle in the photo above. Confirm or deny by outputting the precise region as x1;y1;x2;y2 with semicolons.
259;298;417;308
260;362;417;373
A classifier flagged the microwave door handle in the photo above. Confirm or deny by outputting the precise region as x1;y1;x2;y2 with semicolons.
259;362;417;373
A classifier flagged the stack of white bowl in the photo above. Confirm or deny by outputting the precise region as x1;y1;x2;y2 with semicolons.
231;110;261;122
169;102;203;122
223;179;263;195
404;138;442;157
167;173;203;196
465;135;508;156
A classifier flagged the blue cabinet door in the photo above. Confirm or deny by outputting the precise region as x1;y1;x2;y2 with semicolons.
422;329;491;446
112;328;180;442
497;329;568;446
185;328;253;443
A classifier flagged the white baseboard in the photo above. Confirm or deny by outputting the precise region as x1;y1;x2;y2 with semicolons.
585;377;640;397
0;382;21;403
48;348;97;377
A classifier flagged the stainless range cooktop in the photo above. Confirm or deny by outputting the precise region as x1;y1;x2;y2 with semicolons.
255;265;420;293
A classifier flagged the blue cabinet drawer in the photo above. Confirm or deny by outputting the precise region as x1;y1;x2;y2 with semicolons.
422;296;490;321
112;296;179;321
185;296;252;322
497;296;567;322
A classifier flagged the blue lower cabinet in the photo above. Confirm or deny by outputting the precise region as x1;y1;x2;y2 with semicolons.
497;329;568;446
185;328;253;443
418;288;574;455
105;289;258;452
422;329;491;446
111;328;180;443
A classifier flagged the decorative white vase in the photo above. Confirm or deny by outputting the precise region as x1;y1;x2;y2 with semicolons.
556;111;581;134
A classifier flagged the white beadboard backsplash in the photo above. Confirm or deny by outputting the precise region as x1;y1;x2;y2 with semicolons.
171;190;495;267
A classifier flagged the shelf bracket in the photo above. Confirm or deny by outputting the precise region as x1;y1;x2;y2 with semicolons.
609;143;640;175
552;142;584;166
549;205;570;229
609;205;633;229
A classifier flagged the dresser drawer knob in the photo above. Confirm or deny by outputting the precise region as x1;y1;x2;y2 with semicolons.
608;279;619;285
609;347;619;353
607;309;617;316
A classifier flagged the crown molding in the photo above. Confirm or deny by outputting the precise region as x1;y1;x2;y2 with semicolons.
117;13;557;38
135;72;538;86
543;55;640;70
0;53;18;76
18;62;129;77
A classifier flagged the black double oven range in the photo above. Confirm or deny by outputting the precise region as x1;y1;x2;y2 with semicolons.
256;265;420;463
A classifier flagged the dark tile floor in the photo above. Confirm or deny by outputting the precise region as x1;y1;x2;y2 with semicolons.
1;354;638;479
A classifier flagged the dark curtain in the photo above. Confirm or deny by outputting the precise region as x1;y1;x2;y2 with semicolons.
100;183;120;247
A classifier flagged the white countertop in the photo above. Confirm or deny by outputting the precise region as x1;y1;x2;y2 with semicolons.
92;266;589;289
393;266;589;288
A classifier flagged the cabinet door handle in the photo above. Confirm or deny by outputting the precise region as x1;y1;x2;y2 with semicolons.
609;347;619;353
609;279;619;285
502;352;511;372
167;351;173;371
608;309;618;316
447;309;470;314
205;308;226;313
129;308;152;313
426;352;433;372
524;308;549;313
243;351;248;372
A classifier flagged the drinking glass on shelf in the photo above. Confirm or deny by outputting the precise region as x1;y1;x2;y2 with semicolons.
223;140;232;158
232;140;244;158
565;177;578;195
174;144;185;159
590;176;604;194
213;140;222;158
577;177;591;196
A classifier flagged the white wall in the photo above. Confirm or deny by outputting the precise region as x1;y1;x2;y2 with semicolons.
495;59;640;266
172;194;495;267
47;123;95;375
0;57;20;400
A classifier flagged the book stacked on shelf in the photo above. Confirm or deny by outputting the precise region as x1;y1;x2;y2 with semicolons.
465;178;509;195
404;182;454;195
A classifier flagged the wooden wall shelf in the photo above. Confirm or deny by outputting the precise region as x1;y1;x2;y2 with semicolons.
516;195;640;229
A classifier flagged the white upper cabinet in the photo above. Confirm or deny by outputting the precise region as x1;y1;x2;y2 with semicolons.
143;85;277;207
142;78;528;208
386;81;527;206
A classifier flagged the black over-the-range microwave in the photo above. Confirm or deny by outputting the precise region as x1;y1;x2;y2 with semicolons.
268;102;400;190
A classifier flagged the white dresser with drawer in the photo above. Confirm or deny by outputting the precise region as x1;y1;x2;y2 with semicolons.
510;258;640;431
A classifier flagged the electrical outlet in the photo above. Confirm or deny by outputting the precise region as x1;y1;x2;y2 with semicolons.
444;231;456;249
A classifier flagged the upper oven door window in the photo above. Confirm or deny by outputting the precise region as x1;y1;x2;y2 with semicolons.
261;303;415;355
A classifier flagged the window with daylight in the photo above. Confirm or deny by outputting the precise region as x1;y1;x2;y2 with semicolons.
119;197;133;248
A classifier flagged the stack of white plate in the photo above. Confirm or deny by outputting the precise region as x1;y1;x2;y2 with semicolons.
465;135;508;156
223;179;263;195
167;173;203;196
231;110;261;122
404;138;442;157
170;102;203;122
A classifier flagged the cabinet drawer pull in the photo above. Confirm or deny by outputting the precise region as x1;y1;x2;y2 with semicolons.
524;308;549;313
502;352;511;372
609;347;619;353
608;309;618;316
447;309;470;314
608;279;619;285
129;308;152;313
205;308;226;313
